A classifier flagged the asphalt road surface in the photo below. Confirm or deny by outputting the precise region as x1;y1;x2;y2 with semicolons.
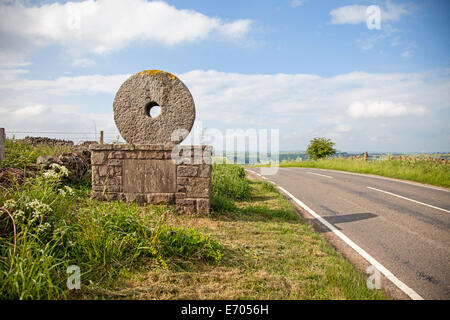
247;167;450;300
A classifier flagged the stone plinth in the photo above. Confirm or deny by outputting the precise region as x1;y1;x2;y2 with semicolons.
90;144;212;214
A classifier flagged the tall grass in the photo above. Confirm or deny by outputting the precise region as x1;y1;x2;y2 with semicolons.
211;164;251;212
1;138;71;169
0;173;222;299
279;158;450;188
1;143;223;299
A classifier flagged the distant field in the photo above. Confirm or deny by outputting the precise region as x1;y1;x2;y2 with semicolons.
218;151;450;164
273;156;450;188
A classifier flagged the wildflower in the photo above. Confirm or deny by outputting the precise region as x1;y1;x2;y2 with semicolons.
13;210;25;219
43;170;59;179
43;164;69;180
50;163;69;177
37;222;51;233
64;186;74;196
32;210;42;220
3;199;16;210
26;199;52;221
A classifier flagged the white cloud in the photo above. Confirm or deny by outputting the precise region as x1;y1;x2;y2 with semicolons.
0;52;31;68
383;0;414;21
72;58;96;68
331;2;415;52
347;100;428;119
0;103;116;142
289;0;308;8
401;47;414;58
0;73;130;94
329;1;413;25
1;68;449;151
330;5;368;25
334;124;352;133
0;0;252;55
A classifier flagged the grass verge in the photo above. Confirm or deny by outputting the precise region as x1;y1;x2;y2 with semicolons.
106;164;389;299
274;158;449;188
1;140;389;299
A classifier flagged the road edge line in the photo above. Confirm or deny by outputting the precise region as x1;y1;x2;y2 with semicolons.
246;169;424;300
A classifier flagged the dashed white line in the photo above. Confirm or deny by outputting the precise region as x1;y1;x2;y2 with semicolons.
315;168;450;193
367;186;450;213
306;172;333;179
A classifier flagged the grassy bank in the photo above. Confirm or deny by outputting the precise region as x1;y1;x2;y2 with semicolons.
275;157;450;188
0;138;72;169
104;164;388;300
0;140;222;299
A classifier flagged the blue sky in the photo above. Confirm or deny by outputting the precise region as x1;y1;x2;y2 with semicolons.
0;0;449;152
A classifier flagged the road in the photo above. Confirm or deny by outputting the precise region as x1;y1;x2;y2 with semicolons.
246;167;450;300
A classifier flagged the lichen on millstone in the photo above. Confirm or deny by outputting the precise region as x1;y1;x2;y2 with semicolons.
113;70;196;145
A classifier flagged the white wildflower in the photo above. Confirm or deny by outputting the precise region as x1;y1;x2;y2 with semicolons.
43;170;59;179
50;163;69;177
26;199;52;221
13;210;25;219
32;210;42;220
64;186;74;196
37;222;51;233
43;164;69;180
3;199;16;210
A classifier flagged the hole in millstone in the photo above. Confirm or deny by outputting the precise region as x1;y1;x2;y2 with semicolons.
145;102;161;118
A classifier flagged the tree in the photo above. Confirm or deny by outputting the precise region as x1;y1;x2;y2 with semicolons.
306;137;336;160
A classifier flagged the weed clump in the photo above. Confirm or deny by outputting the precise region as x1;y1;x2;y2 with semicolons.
211;164;251;212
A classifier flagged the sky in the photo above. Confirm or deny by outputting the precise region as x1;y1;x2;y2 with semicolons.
0;0;449;153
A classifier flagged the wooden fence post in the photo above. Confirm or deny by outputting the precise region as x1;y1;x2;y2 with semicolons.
0;128;5;161
99;131;104;144
363;152;368;161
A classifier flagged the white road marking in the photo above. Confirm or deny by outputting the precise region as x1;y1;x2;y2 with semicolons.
367;186;450;213
245;169;424;300
276;185;424;300
314;168;450;193
306;172;333;179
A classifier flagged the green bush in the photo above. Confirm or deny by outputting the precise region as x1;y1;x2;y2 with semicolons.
306;137;336;160
211;164;251;201
261;181;277;193
211;164;251;212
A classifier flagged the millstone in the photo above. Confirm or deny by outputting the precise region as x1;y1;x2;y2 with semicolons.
113;70;196;144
